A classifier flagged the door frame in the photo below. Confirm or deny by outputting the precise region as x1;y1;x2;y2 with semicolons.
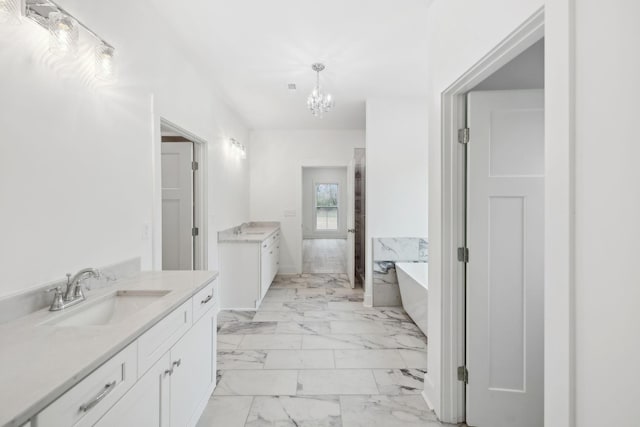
156;117;208;271
437;8;547;423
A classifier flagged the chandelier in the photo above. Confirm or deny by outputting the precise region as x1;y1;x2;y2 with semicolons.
307;63;334;117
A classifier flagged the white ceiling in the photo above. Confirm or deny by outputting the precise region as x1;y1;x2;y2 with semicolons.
153;1;433;130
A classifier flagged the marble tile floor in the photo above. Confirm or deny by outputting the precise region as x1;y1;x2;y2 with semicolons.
302;239;348;274
197;274;459;427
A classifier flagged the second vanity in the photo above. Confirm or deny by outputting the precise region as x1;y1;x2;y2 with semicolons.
218;222;280;309
0;271;219;427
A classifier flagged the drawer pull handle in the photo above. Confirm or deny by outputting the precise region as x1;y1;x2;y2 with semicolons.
201;294;213;305
79;381;116;413
173;359;182;368
263;244;267;248
164;368;173;376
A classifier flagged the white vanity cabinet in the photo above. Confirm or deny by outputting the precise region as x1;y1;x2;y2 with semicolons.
260;233;280;300
95;309;214;427
36;278;219;427
219;229;280;309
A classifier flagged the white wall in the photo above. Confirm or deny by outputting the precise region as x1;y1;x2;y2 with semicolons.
427;1;640;426
0;1;250;298
302;167;348;239
573;1;640;425
365;98;429;304
249;130;364;274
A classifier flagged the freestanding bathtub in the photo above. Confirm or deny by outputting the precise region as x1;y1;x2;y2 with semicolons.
395;262;428;337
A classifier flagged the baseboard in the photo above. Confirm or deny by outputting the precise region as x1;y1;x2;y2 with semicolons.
363;292;373;307
277;265;298;275
422;373;439;414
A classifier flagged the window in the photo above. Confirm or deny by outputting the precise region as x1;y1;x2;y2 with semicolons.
315;183;339;231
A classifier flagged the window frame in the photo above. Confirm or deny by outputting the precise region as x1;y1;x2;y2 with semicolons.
313;182;339;232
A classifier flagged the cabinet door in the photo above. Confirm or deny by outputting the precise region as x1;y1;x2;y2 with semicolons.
260;248;271;299
270;241;280;282
95;353;170;427
169;310;213;427
211;306;218;386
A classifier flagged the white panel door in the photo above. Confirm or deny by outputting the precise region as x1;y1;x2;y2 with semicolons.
346;159;355;288
161;142;193;270
466;90;544;427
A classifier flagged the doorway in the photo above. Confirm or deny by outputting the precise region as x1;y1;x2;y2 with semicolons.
437;10;545;425
301;167;348;275
160;119;207;271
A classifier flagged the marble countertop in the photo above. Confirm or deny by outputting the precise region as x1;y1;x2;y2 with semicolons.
218;221;280;243
0;270;218;427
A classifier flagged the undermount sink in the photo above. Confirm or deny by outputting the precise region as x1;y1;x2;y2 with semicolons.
43;290;171;327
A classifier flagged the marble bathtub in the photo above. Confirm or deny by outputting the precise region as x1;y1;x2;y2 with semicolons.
372;238;427;307
396;262;428;337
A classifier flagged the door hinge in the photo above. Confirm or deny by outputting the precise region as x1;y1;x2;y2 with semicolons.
457;247;469;263
192;227;199;237
458;366;469;384
192;161;199;171
458;128;470;144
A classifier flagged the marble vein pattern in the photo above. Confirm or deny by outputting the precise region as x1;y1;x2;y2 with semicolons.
372;238;428;262
198;273;451;427
340;395;441;427
371;237;428;308
246;396;342;427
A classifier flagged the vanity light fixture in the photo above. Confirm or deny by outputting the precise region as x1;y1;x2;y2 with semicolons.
48;11;78;56
230;138;247;159
95;42;115;80
24;0;116;78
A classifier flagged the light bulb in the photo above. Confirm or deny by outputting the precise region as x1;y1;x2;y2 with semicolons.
49;12;78;56
95;43;115;80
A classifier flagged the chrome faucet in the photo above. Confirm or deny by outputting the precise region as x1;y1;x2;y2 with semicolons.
47;268;101;311
65;268;101;302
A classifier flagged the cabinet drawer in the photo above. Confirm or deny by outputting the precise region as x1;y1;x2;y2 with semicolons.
37;342;137;427
138;300;192;375
192;279;217;323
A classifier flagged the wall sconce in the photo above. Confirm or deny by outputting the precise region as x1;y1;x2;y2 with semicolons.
23;0;115;78
230;138;247;159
